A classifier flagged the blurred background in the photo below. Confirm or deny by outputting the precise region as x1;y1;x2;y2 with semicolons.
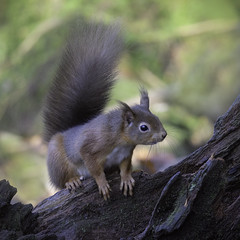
0;0;240;205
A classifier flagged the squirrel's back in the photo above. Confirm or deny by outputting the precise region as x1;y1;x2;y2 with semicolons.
43;21;123;142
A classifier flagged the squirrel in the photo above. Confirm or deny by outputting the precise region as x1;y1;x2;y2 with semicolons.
43;21;167;200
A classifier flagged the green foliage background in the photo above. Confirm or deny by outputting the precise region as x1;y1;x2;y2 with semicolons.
0;0;239;203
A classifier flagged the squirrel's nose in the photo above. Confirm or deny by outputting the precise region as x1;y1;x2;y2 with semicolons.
161;131;167;140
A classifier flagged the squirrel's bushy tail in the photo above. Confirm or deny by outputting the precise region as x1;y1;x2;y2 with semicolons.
43;21;123;142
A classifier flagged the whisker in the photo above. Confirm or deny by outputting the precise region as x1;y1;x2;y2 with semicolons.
146;145;153;161
165;137;179;156
152;143;158;155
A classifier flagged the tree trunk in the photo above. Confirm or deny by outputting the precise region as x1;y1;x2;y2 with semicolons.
1;95;240;240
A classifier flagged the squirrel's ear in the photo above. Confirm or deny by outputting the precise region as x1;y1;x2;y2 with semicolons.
140;89;149;109
119;101;135;124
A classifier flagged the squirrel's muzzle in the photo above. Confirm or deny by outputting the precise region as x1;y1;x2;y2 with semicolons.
151;130;167;144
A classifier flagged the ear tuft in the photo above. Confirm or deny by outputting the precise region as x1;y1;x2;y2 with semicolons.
140;88;149;109
119;101;135;124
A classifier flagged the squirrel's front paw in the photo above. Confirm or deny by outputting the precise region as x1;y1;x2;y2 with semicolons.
120;175;135;196
95;176;111;200
98;181;111;201
65;177;82;191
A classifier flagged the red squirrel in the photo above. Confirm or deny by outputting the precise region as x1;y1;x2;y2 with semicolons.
43;21;167;200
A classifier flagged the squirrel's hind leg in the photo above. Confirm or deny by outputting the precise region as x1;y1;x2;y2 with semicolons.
47;133;80;189
65;177;82;191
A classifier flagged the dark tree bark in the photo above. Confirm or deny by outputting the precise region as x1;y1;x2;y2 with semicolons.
0;180;37;240
1;95;240;240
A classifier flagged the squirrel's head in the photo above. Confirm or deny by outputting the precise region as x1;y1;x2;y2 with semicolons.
120;90;167;145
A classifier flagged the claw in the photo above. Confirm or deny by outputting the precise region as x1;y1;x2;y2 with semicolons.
120;176;135;196
98;182;111;200
65;177;82;191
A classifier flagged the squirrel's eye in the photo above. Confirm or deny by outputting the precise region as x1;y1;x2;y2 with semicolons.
139;123;150;133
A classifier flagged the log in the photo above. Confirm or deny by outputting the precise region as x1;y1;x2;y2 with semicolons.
1;94;240;240
0;180;36;240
